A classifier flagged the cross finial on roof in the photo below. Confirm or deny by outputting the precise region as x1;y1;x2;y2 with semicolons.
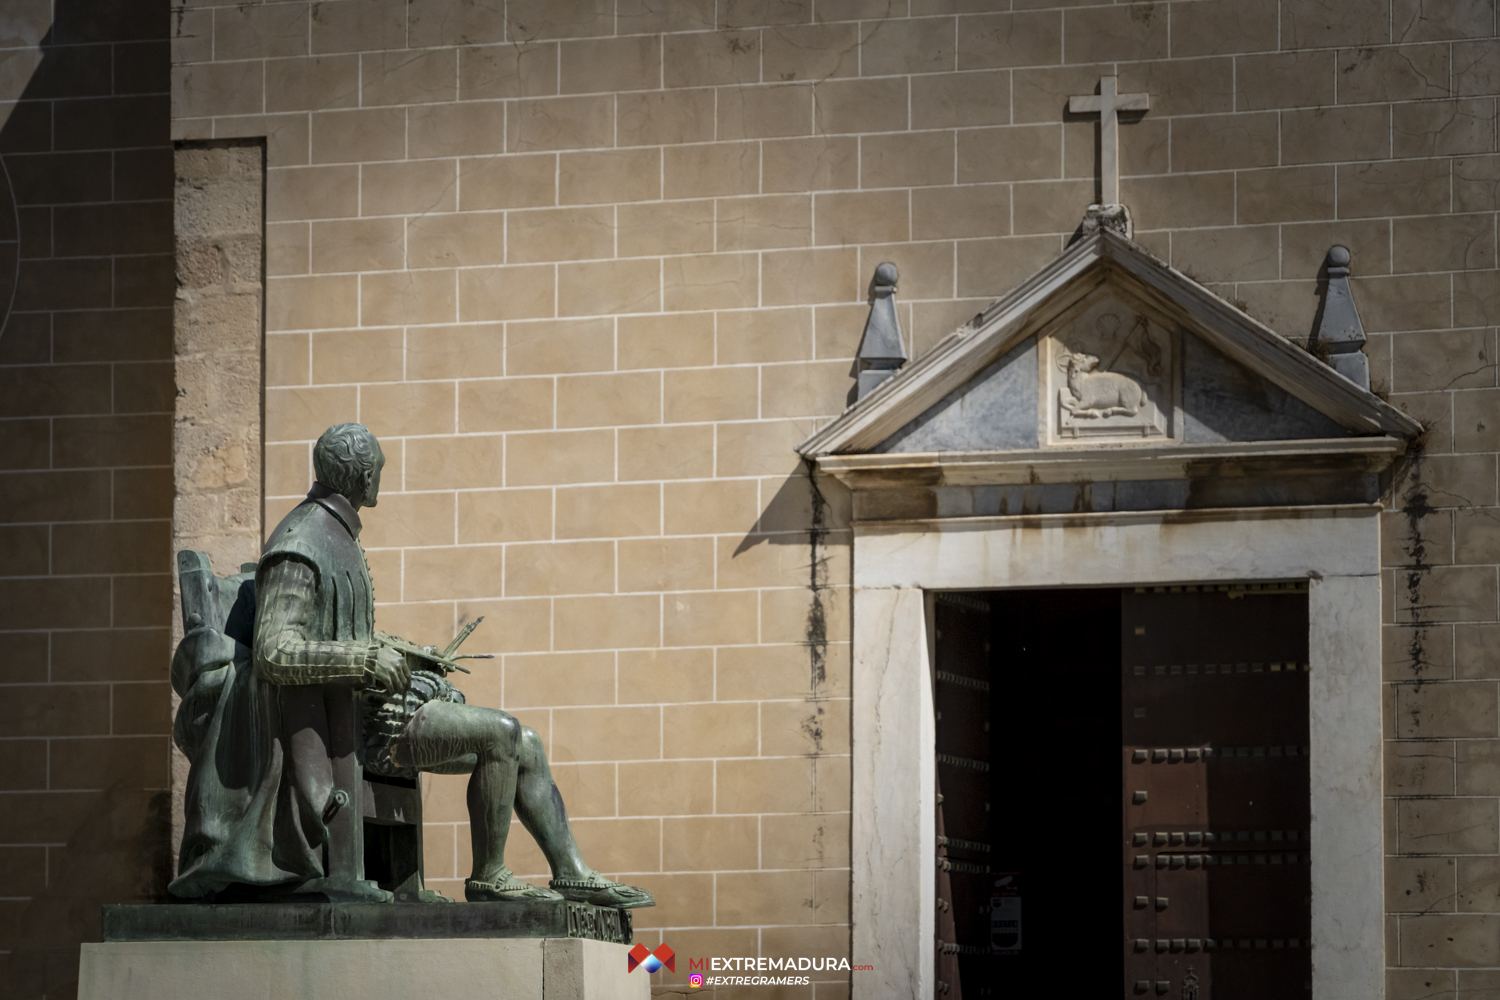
1068;76;1149;208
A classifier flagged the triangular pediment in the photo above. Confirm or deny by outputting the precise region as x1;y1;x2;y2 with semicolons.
799;231;1420;466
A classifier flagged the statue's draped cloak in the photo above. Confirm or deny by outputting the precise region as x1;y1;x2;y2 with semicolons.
169;491;375;899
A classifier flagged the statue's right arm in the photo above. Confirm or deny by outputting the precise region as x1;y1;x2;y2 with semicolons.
254;555;380;686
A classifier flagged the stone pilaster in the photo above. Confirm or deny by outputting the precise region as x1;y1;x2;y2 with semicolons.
170;140;265;864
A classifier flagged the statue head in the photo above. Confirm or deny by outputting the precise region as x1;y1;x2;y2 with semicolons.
313;423;385;508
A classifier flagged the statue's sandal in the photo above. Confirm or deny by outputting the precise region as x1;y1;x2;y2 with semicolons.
464;869;563;902
549;875;655;909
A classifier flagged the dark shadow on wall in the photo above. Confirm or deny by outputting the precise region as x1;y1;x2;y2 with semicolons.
732;465;853;701
0;0;175;996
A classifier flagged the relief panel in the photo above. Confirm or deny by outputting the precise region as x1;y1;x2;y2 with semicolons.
1044;297;1179;445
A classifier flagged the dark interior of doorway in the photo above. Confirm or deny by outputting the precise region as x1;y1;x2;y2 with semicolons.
935;588;1123;996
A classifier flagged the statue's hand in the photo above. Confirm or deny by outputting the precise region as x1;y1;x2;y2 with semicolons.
370;645;413;694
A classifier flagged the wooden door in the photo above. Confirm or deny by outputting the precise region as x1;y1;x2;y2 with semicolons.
1121;585;1312;999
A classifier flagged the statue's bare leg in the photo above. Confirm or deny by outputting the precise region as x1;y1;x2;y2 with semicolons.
395;700;652;907
395;702;586;878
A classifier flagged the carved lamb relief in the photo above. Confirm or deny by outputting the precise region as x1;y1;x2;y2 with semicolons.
1047;299;1176;442
1057;349;1146;418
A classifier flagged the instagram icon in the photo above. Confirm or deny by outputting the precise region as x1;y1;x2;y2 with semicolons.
689;974;704;988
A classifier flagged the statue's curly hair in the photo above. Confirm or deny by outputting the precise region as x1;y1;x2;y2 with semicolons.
313;423;380;499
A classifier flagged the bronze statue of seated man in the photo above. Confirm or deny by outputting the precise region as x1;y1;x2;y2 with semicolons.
170;422;650;909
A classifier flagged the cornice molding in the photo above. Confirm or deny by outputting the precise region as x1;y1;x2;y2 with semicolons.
813;437;1407;490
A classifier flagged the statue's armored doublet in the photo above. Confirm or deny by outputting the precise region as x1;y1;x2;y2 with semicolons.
254;488;379;687
263;496;375;643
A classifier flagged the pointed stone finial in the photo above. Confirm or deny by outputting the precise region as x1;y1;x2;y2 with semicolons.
1313;245;1369;389
856;262;907;399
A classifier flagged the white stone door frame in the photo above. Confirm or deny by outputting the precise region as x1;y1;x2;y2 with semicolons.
849;503;1383;1000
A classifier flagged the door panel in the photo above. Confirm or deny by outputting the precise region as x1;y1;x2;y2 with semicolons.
1121;585;1311;999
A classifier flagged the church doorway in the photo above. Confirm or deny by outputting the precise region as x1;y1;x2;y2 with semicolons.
933;585;1313;999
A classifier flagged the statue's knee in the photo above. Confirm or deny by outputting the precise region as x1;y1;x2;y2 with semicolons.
519;725;544;761
488;712;521;755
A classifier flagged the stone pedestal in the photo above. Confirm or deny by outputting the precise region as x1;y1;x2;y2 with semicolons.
81;902;649;1000
80;938;646;1000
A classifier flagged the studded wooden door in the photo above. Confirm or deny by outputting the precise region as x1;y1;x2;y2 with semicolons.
1122;584;1312;1000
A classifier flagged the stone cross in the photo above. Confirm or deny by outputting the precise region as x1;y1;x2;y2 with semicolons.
1067;76;1149;207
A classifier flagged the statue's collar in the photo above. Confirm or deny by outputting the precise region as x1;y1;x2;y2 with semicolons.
307;482;363;539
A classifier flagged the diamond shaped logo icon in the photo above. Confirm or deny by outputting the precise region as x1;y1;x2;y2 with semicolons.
627;943;675;974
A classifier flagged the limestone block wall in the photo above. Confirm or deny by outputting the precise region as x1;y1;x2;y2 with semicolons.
163;0;1500;996
0;0;177;995
171;142;264;578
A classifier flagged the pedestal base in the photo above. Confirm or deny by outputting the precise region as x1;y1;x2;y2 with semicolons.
83;902;648;1000
102;900;633;943
79;937;649;1000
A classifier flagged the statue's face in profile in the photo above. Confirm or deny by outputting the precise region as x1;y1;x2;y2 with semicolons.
359;443;386;508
